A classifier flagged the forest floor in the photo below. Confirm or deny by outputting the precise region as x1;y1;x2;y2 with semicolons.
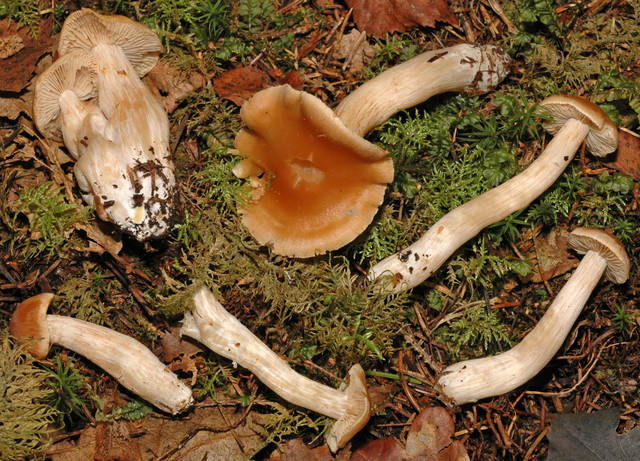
1;0;640;460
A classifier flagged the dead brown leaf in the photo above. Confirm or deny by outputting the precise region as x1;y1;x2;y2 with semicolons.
350;407;468;461
604;129;640;180
269;438;337;461
0;17;54;93
345;0;459;37
162;326;203;385
49;406;265;461
521;227;579;284
144;61;208;114
351;437;405;461
213;66;273;106
212;67;304;106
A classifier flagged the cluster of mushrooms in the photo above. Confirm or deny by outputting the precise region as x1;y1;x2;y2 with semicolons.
13;8;631;453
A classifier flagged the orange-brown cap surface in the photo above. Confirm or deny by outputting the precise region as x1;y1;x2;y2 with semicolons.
10;293;54;359
234;85;394;258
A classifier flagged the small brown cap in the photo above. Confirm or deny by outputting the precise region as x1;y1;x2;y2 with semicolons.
58;9;162;78
234;84;394;258
10;293;54;359
326;364;371;452
33;50;97;141
568;227;630;284
539;95;618;156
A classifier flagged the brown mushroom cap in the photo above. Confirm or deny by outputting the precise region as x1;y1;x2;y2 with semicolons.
326;364;371;452
9;293;54;359
33;50;98;141
58;9;162;78
234;84;394;258
568;227;630;284
539;95;618;156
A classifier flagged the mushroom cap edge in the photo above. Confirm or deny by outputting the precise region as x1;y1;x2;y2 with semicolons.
568;227;630;284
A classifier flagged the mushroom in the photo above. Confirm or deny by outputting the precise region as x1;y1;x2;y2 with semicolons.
234;44;511;258
369;95;619;292
180;286;370;452
39;9;176;241
10;293;193;415
32;50;105;159
435;227;630;405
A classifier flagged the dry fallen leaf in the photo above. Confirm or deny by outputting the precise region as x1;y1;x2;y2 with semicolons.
604;129;640;180
268;438;337;461
144;61;207;114
346;0;459;37
521;227;579;284
547;407;640;461
213;66;273;106
0;17;54;93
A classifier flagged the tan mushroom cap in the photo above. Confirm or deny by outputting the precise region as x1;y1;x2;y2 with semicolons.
33;50;98;141
234;84;394;258
58;9;162;78
539;95;618;156
568;227;630;284
326;364;371;452
10;293;54;359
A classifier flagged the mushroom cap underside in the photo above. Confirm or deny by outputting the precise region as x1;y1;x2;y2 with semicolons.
58;8;162;78
539;94;618;156
326;364;371;452
10;293;55;359
33;50;98;141
234;84;394;258
568;227;630;284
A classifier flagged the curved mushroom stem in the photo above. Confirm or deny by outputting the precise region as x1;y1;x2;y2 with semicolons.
46;315;193;414
180;287;370;452
334;44;511;136
368;118;590;292
435;250;606;404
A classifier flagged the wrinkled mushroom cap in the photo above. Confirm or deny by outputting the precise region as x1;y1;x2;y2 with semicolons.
326;364;371;452
539;95;618;156
58;8;162;78
10;293;54;359
234;84;394;258
33;50;98;142
568;227;630;284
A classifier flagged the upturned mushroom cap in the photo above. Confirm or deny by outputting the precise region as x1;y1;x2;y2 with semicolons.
57;8;162;78
326;364;371;452
539;95;618;156
568;227;630;284
234;84;394;258
33;50;98;142
9;293;54;359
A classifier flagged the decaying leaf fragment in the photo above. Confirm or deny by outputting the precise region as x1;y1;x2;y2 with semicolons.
547;407;640;460
346;0;459;37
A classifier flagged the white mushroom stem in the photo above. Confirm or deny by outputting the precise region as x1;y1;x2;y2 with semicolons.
369;118;590;292
435;250;606;405
180;287;370;452
334;44;511;136
58;90;107;159
47;315;193;415
75;43;176;240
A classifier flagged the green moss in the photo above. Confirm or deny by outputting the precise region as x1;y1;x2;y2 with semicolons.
0;333;57;460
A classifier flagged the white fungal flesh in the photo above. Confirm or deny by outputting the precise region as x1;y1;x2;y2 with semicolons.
435;250;606;404
180;287;369;451
72;43;176;240
181;288;349;418
46;315;193;414
368;118;591;292
334;44;511;136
